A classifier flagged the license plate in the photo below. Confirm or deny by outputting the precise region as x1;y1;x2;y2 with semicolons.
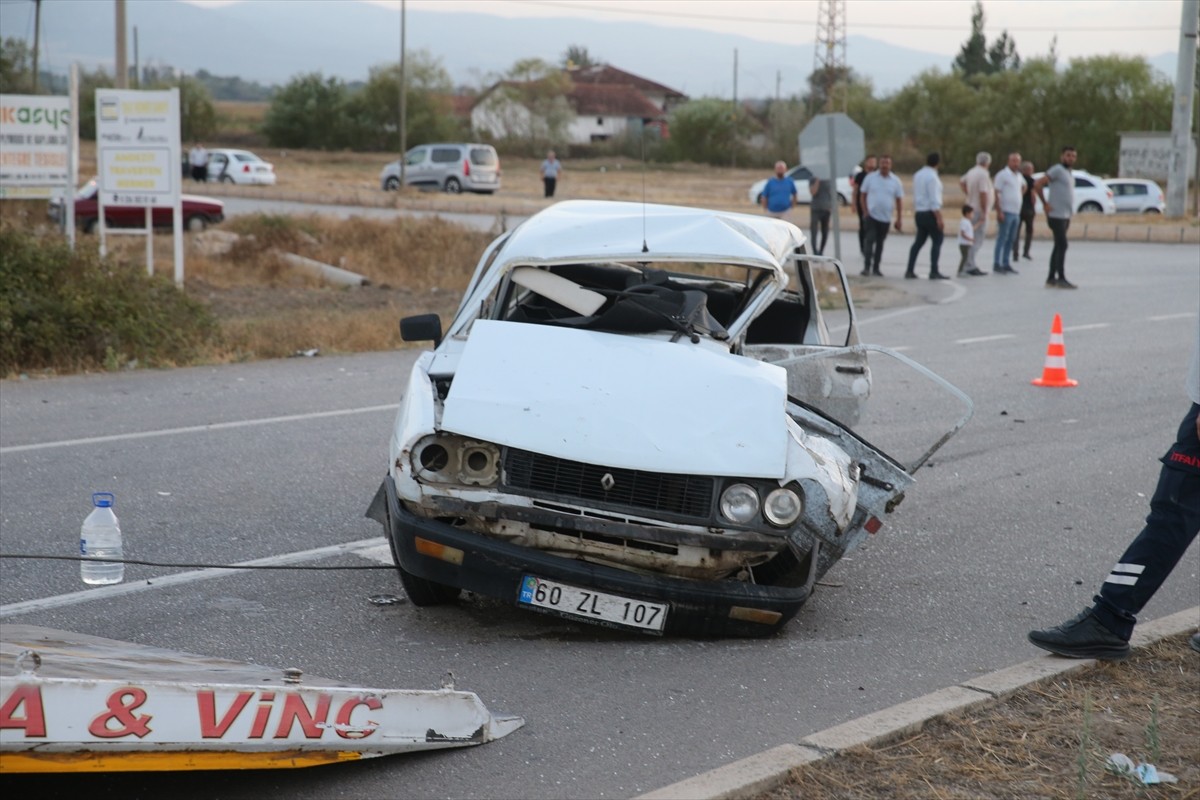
518;575;667;632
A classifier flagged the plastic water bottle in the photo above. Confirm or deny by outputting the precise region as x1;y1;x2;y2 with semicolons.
80;492;123;585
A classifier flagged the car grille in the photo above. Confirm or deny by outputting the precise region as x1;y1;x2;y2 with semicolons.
503;449;714;520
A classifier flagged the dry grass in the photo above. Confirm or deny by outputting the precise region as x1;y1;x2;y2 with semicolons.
763;633;1200;800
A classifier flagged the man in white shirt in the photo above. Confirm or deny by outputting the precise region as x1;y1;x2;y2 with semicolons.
858;154;903;277
959;152;992;275
992;151;1026;275
905;152;948;280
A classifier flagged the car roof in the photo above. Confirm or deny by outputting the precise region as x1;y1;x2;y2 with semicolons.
493;200;804;274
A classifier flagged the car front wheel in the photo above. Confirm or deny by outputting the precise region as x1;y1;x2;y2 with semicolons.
185;215;207;232
1143;208;1161;214
384;176;400;191
385;515;461;606
444;177;462;194
1078;201;1102;213
220;175;235;184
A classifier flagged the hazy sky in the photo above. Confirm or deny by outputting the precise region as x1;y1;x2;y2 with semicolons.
185;0;1188;62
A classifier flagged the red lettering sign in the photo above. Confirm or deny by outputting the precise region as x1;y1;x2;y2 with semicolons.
197;690;254;738
248;692;275;739
88;687;153;739
334;697;382;740
0;684;47;737
274;693;331;739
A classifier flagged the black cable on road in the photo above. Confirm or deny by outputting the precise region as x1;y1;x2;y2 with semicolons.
0;553;394;570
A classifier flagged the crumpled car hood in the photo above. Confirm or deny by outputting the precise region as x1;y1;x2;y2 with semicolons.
440;320;789;478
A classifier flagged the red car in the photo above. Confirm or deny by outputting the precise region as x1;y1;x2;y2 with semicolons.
50;178;225;233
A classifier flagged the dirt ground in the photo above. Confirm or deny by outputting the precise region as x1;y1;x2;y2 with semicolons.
762;633;1200;800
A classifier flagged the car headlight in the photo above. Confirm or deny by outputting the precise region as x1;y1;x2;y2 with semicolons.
763;487;803;527
719;483;760;524
411;435;500;487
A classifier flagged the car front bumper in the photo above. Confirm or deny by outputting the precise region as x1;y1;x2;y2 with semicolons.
368;478;810;638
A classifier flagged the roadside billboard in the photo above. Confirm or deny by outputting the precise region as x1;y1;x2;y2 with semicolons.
0;94;70;199
94;89;180;207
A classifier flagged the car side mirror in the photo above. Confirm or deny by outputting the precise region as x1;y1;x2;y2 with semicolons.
400;314;443;347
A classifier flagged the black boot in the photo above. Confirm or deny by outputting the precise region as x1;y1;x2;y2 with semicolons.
1028;609;1130;660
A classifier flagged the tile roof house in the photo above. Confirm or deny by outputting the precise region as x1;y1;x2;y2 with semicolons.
470;65;688;146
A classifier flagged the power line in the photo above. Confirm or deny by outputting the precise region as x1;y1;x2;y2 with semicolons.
510;0;1175;32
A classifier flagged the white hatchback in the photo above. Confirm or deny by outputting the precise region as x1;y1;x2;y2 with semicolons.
1105;178;1165;214
748;165;853;206
206;148;277;185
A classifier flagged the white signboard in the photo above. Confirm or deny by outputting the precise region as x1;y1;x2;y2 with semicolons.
94;89;179;206
0;94;70;199
1118;131;1196;181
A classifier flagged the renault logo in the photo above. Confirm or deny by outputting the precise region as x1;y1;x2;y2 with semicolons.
600;473;616;491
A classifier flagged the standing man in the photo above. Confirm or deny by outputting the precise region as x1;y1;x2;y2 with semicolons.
852;155;877;258
1013;160;1036;263
1029;324;1200;659
760;160;798;219
808;174;832;255
188;142;209;183
992;151;1026;275
540;150;563;199
906;152;947;280
1034;146;1078;289
959;152;992;276
858;154;903;277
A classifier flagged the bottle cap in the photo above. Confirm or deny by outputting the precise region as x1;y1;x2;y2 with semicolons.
92;492;115;508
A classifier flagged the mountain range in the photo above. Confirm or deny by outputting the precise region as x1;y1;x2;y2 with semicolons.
1;0;1178;98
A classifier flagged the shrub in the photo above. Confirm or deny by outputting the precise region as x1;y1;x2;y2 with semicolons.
0;225;219;374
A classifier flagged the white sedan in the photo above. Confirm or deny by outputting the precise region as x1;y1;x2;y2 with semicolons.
367;200;971;637
206;148;277;185
748;165;853;206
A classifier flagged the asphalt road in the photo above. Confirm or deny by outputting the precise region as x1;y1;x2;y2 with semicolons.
2;233;1197;799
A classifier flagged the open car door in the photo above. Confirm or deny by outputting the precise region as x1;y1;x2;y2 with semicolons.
742;254;871;427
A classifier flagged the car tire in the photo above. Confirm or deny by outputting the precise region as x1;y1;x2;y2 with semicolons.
838;193;849;206
384;512;461;606
1143;208;1161;214
81;218;97;234
444;177;462;194
1078;201;1102;213
220;175;235;184
185;215;207;232
384;176;399;191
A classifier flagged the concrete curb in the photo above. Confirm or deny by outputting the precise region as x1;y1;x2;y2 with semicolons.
636;606;1200;800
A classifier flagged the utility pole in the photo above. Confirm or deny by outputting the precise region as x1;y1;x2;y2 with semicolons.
133;25;139;88
731;48;738;168
32;0;42;92
399;0;407;189
115;0;128;88
1166;0;1198;217
775;70;781;102
813;0;848;113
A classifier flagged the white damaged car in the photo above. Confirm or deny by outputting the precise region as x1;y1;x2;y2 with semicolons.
367;200;971;637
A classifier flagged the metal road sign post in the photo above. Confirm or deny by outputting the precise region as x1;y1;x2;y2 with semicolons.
800;113;865;261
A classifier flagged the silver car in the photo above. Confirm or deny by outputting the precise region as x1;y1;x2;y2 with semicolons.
380;143;501;194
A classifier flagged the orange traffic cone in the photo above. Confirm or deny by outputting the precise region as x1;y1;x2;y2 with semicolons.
1031;314;1078;387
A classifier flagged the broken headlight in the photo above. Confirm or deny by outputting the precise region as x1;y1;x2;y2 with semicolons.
412;434;500;487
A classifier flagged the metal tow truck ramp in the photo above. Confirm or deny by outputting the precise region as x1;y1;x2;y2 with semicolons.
0;625;523;773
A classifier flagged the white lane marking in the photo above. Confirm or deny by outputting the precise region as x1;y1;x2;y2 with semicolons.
0;536;388;618
956;334;1017;344
1063;323;1110;332
357;543;394;565
1148;312;1198;322
0;404;399;454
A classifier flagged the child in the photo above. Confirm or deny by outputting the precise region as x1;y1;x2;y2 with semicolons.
957;204;975;275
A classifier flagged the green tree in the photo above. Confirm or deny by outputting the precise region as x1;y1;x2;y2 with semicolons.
0;37;34;93
954;1;1019;79
262;72;351;149
664;98;761;166
342;51;461;151
473;59;573;152
884;69;978;170
562;45;598;69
